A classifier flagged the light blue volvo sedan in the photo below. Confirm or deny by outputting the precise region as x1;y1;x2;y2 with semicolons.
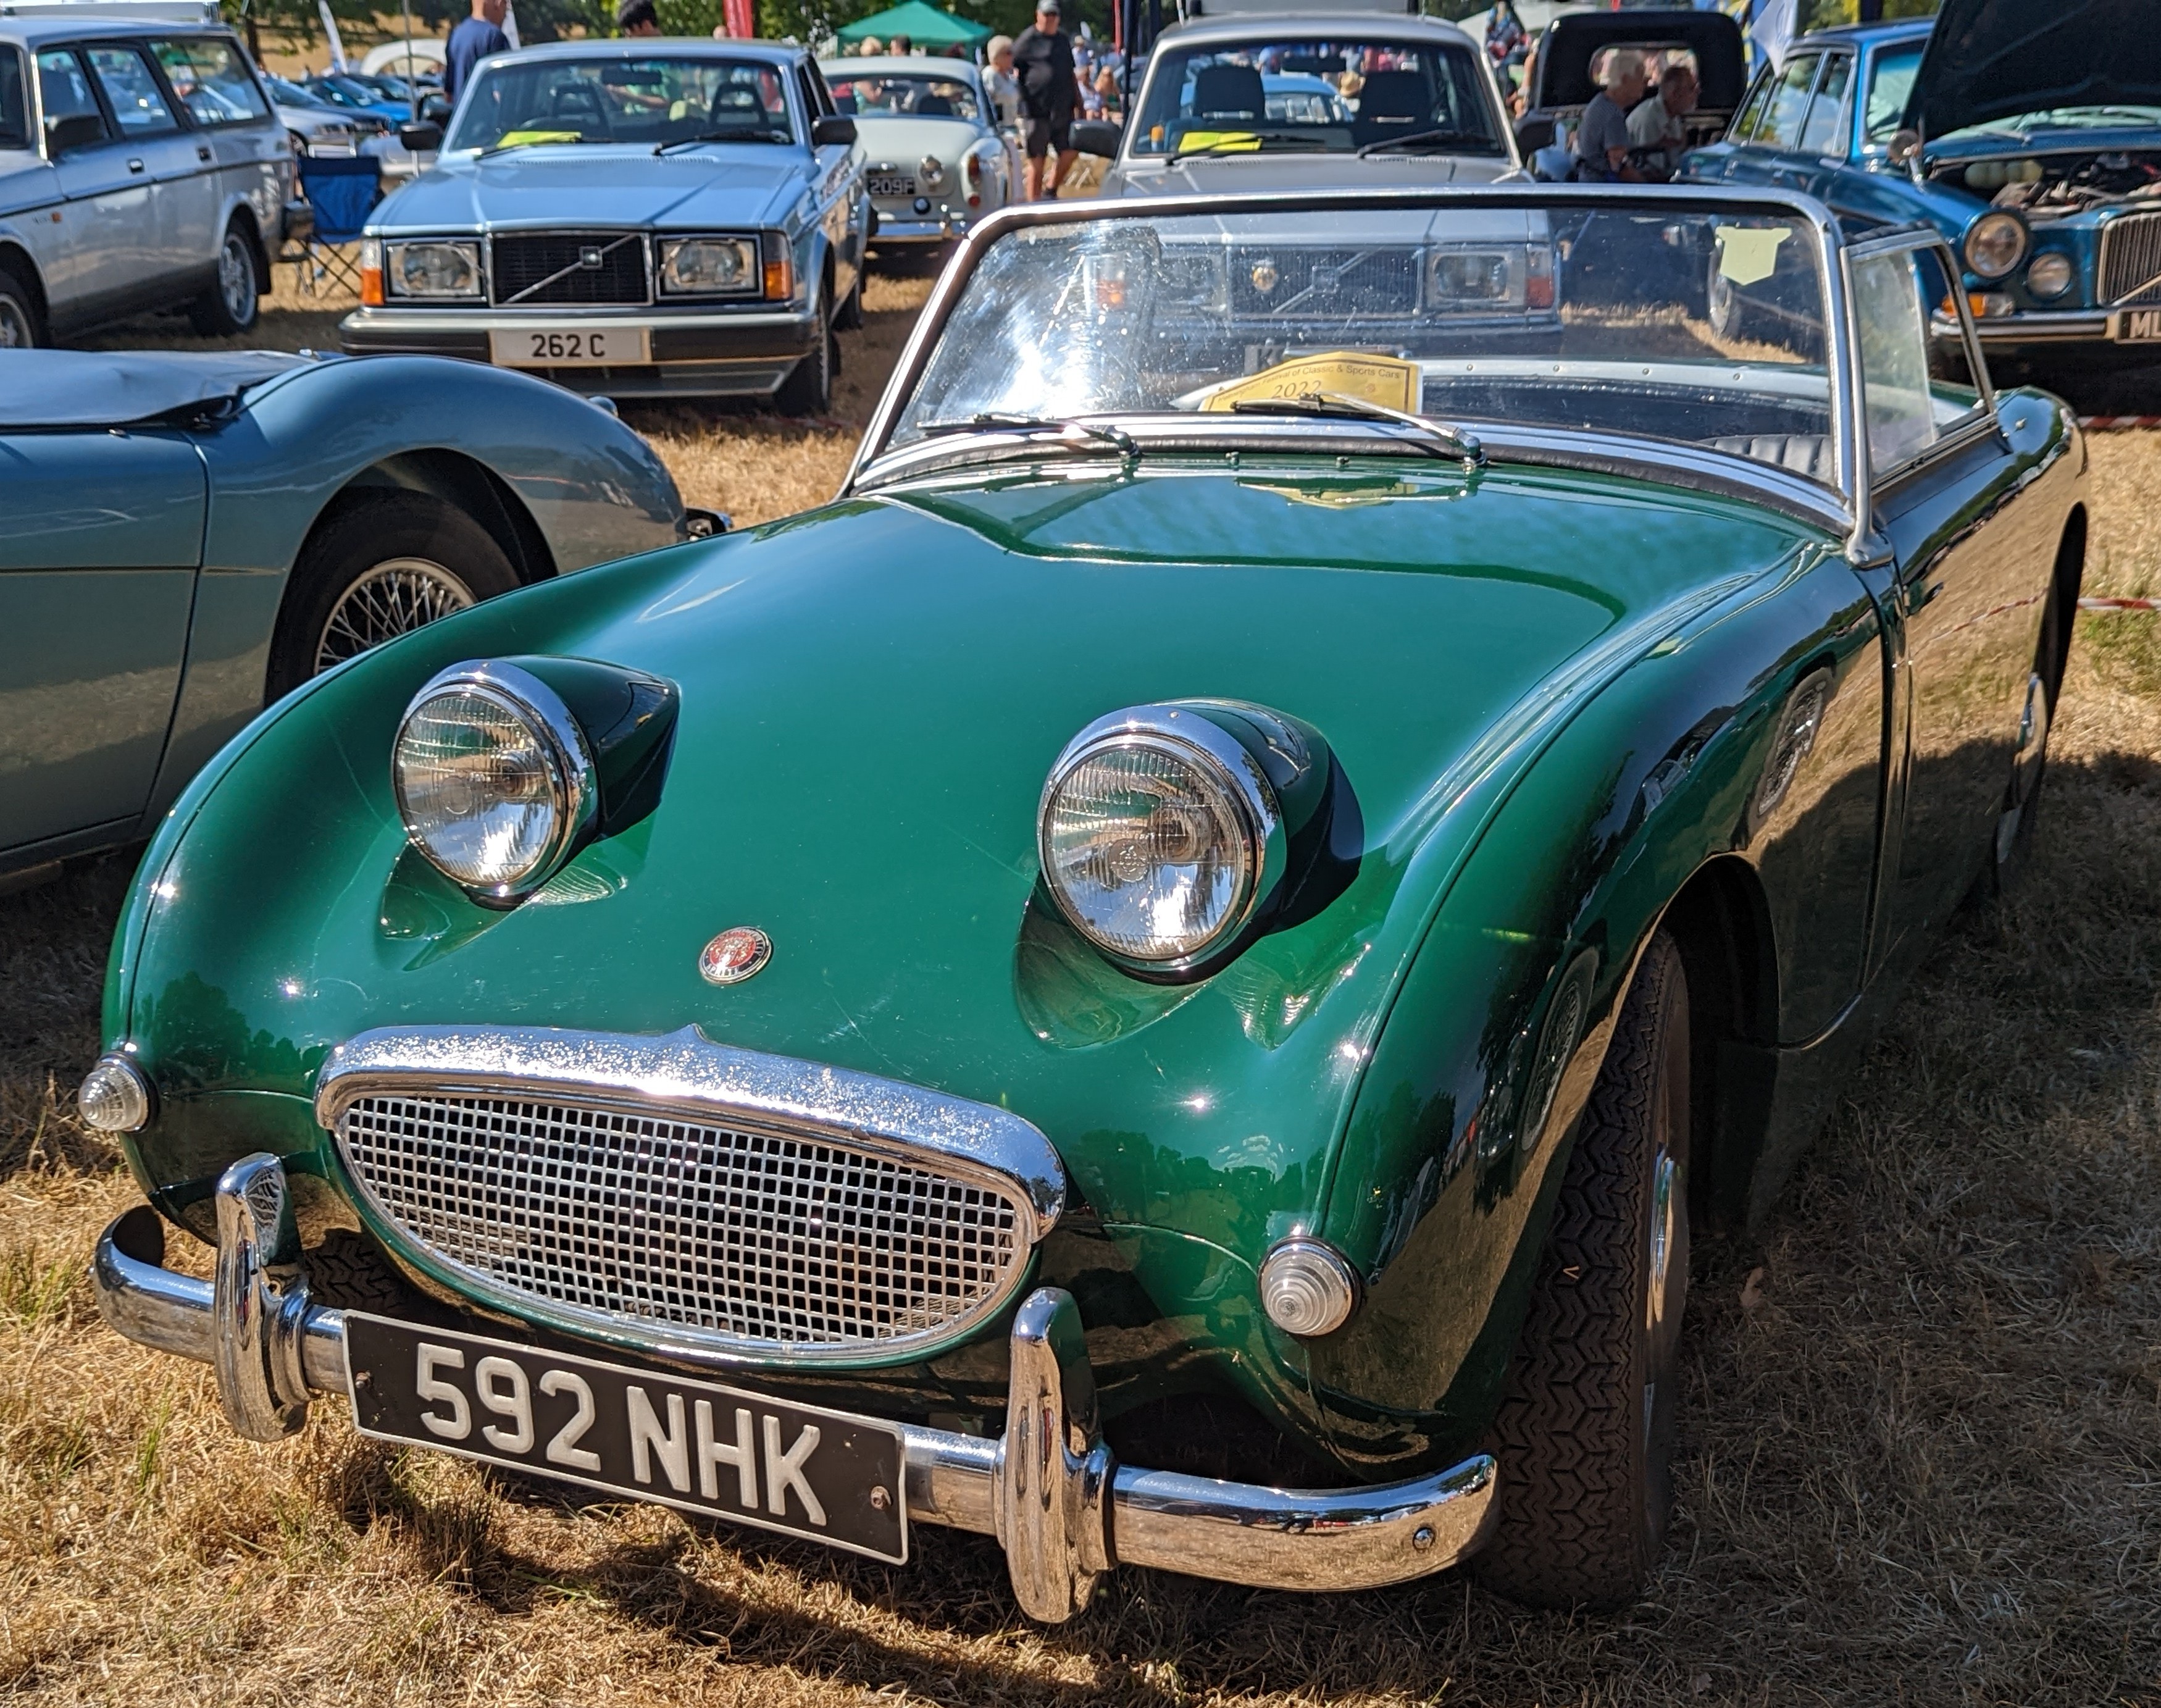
338;39;869;411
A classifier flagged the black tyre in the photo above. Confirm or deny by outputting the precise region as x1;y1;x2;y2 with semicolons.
266;488;519;701
1474;930;1691;1611
834;269;864;331
1707;256;1752;345
772;284;834;416
190;219;262;337
1986;587;2065;897
304;1228;414;1312
0;272;43;348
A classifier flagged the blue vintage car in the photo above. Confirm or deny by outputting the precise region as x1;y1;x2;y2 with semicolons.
0;348;692;882
1685;0;2161;364
339;40;869;411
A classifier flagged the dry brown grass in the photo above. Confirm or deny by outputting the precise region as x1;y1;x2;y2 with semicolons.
14;288;2161;1701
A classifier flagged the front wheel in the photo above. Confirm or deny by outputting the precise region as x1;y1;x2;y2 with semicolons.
265;489;519;701
1473;929;1692;1611
190;221;262;337
0;273;43;347
1707;256;1752;345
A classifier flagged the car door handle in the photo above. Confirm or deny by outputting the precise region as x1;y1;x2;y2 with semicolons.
197;144;212;162
128;157;144;174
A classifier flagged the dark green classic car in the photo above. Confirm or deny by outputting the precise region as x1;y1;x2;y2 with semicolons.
87;188;2086;1617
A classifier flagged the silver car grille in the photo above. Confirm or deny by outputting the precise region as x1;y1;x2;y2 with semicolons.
1229;246;1422;318
335;1090;1032;1352
2099;211;2161;308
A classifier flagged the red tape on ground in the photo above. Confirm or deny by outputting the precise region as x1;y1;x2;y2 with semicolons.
2077;416;2161;432
2080;597;2161;613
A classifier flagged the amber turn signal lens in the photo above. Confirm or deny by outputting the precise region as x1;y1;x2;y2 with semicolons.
764;254;793;300
360;266;385;306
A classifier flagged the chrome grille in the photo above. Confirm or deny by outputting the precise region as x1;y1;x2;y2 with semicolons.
336;1091;1029;1350
2099;211;2161;307
1230;246;1421;317
490;232;650;306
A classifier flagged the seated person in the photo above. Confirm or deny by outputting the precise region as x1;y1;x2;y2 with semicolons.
1626;64;1696;179
1571;49;1645;181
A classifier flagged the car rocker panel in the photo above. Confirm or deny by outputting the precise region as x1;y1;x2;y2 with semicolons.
337;40;866;400
92;187;2086;1620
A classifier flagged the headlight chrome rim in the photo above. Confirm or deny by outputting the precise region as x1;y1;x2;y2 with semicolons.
393;659;598;905
2026;249;2075;299
1964;210;2028;281
1037;704;1285;974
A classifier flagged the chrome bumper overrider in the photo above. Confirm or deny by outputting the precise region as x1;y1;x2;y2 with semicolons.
92;1153;1498;1620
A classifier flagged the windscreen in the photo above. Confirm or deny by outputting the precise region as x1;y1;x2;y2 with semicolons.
827;70;982;123
1863;43;1920;145
448;56;793;149
890;203;1840;487
1130;38;1503;158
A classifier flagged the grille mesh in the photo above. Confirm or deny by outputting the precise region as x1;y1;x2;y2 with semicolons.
336;1091;1027;1349
490;233;650;306
1230;246;1421;317
2099;212;2161;308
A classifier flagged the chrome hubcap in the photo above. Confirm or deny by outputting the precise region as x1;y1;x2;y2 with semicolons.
0;298;29;348
220;235;253;321
313;558;477;675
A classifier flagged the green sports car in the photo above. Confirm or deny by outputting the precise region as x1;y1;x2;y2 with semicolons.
87;188;2085;1617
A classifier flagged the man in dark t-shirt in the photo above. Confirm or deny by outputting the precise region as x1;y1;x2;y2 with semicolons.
1012;0;1077;199
445;0;511;107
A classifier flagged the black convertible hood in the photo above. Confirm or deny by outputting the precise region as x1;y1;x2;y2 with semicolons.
0;350;317;430
1528;8;1746;112
1912;0;2161;141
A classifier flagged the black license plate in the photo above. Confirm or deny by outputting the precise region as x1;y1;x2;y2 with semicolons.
869;174;914;198
343;1313;908;1563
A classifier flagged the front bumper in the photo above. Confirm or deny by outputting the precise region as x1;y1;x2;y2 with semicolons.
1935;308;2116;348
871;204;968;243
337;305;820;398
92;1153;1498;1622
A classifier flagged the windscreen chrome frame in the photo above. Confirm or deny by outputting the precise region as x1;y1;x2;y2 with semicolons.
845;185;1862;539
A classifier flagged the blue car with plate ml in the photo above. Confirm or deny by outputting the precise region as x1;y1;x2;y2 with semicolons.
339;39;867;411
1684;0;2161;366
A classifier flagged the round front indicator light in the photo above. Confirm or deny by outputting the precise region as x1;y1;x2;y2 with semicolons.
2026;251;2075;299
78;1053;153;1133
1964;211;2028;280
1260;1238;1358;1338
392;664;595;903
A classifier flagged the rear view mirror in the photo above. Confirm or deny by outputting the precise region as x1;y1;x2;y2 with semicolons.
1887;128;1920;166
812;114;858;147
398;120;443;153
45;112;104;156
1071;119;1122;158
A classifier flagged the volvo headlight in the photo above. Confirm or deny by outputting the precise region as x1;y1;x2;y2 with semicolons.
387;239;482;298
393;661;597;904
1964;211;2028;280
2026;250;2075;299
1037;705;1284;972
659;235;759;296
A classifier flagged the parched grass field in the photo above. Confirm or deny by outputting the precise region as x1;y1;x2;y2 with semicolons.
12;268;2161;1704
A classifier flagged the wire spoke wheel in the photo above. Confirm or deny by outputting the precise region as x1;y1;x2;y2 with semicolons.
313;557;479;675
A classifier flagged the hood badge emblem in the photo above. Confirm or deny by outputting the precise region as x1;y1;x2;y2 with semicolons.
700;927;772;986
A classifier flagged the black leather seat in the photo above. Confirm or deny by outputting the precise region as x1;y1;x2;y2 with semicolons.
1192;63;1264;121
1351;70;1430;148
913;92;955;116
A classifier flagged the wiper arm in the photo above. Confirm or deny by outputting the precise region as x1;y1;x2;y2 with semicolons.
1356;128;1489;156
1228;390;1484;466
917;412;1139;456
655;130;788;154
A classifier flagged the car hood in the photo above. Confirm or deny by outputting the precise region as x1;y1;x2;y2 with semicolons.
369;144;814;233
119;459;1820;1265
853;114;987;162
0;348;317;429
1112;150;1517;194
1912;0;2161;142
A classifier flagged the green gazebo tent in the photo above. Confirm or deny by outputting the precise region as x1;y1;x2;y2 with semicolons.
833;0;993;49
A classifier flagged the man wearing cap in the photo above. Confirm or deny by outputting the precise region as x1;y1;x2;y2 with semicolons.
1013;0;1078;199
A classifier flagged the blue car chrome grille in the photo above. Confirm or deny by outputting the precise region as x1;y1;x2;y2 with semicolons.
490;232;650;307
2099;212;2161;308
334;1090;1029;1351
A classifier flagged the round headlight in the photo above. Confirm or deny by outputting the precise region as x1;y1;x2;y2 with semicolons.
1964;211;2028;280
919;153;947;188
1039;708;1280;970
78;1053;153;1134
392;662;596;903
1259;1237;1358;1338
2027;250;2075;299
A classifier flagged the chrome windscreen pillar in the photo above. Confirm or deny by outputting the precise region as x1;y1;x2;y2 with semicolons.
212;1152;317;1440
995;1287;1113;1622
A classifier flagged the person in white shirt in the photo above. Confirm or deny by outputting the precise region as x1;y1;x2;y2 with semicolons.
1626;63;1697;177
985;34;1021;129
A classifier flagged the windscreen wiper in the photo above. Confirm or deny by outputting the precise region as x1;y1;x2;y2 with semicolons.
917;413;1139;456
1356;128;1491;156
1228;390;1483;466
655;130;789;154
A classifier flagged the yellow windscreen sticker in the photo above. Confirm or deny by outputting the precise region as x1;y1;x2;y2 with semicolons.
1715;225;1792;287
1176;129;1261;154
495;128;583;147
1198;350;1421;414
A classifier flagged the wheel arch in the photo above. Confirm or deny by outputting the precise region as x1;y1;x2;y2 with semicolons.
308;448;559;592
0;238;49;329
218;196;273;297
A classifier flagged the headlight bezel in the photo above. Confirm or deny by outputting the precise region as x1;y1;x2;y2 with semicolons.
657;233;763;298
392;659;599;906
2026;249;2075;299
1036;704;1290;977
1963;209;2029;281
385;237;484;299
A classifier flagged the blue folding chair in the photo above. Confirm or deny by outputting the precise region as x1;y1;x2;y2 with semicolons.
295;151;382;296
